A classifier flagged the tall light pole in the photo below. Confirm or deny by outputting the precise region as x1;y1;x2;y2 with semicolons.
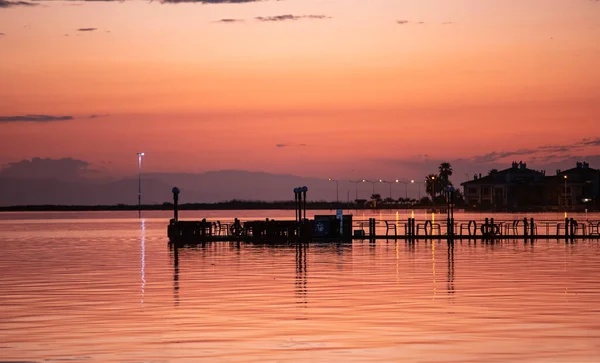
349;180;361;201
363;179;376;195
395;179;410;200
564;175;568;208
431;175;436;207
411;179;418;200
328;178;339;204
137;152;145;218
380;180;393;199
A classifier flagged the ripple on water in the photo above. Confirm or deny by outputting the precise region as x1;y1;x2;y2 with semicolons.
1;213;600;362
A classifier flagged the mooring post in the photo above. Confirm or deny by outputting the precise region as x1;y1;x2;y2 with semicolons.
172;187;180;222
484;218;489;237
523;218;528;237
293;188;299;222
530;218;535;236
302;186;308;221
565;217;569;239
570;218;575;237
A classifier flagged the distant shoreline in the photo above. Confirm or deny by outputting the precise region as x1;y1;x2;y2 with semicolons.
0;202;595;213
0;202;422;212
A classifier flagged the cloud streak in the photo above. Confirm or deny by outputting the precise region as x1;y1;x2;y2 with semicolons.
89;113;110;119
0;115;73;123
0;0;38;7
275;143;307;148
77;28;97;32
215;18;244;23
256;14;331;22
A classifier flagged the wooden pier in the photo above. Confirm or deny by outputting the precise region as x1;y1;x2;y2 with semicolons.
167;188;600;247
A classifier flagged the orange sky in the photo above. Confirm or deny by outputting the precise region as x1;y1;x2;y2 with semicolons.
1;0;599;180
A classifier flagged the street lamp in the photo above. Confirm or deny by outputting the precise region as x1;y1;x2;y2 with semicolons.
328;178;339;204
564;175;568;208
411;179;420;200
363;179;376;195
137;152;145;218
395;179;410;200
431;176;436;206
379;180;393;199
349;180;361;202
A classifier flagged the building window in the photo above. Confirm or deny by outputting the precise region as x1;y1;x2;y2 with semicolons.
482;187;491;196
468;188;477;194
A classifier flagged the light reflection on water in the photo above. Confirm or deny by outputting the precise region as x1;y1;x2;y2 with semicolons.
1;212;600;362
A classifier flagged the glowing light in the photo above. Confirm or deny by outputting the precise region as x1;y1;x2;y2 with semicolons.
411;210;415;219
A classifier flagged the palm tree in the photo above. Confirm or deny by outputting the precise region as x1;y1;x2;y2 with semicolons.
425;174;438;198
438;162;453;190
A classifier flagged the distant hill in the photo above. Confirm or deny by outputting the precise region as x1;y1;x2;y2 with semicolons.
0;170;337;206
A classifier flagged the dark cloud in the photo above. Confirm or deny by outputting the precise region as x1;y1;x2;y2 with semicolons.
215;18;244;23
582;137;600;146
0;0;39;7
276;143;288;148
472;149;534;163
0;33;4;36
0;114;73;123
256;14;331;22
396;20;409;25
77;28;97;32
0;157;92;181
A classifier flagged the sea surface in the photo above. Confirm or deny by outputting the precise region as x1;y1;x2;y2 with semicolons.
2;210;600;362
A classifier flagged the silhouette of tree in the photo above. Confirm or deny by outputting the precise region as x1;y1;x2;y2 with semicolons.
425;174;442;198
383;197;395;205
488;169;498;176
438;162;453;189
370;193;382;204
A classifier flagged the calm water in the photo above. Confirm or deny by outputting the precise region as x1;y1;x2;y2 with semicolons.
2;211;600;362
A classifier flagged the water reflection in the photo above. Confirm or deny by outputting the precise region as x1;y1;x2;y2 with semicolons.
172;246;179;306
140;218;146;305
6;214;600;362
447;241;455;297
296;242;307;305
432;239;436;300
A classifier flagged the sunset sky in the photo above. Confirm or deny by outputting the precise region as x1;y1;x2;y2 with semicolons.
1;0;600;182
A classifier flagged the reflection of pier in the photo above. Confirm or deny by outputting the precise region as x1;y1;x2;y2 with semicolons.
296;243;307;305
171;246;179;306
447;242;454;296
